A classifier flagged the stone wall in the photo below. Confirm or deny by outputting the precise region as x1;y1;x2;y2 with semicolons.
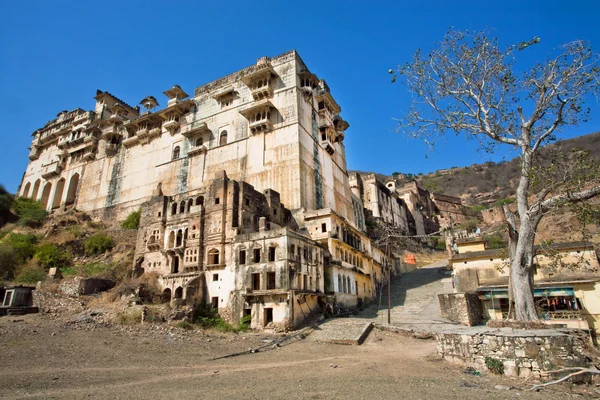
481;206;504;225
436;328;590;378
438;293;483;326
59;277;116;297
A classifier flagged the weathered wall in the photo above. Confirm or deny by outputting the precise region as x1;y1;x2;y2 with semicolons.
436;329;590;378
438;293;484;326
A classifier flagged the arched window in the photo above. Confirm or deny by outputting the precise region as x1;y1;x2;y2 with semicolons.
208;249;220;265
219;131;227;146
21;182;31;198
172;256;179;273
171;202;177;215
184;228;188;240
52;178;65;209
168;231;175;248
195;196;204;206
338;275;342;293
196;137;203;147
187;199;193;212
161;288;172;303
31;179;41;200
172;146;180;160
179;201;185;214
176;229;183;247
174;287;183;299
66;173;79;205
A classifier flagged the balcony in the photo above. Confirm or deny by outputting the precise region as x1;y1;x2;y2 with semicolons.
187;145;207;157
182;122;211;139
38;130;57;145
148;127;161;138
41;160;65;179
57;136;69;149
163;118;180;134
249;117;271;134
147;236;161;251
83;135;98;145
318;108;335;129
122;135;139;148
101;125;120;140
82;149;96;161
249;79;273;101
242;57;276;101
239;100;274;135
319;128;335;155
28;146;40;160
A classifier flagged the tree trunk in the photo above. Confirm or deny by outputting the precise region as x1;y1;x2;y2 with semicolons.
510;213;541;321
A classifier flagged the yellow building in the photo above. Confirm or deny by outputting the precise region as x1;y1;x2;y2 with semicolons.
451;242;600;333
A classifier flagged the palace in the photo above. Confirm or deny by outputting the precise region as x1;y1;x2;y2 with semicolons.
19;50;401;330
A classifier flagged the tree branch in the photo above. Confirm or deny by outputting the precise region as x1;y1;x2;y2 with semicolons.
541;184;600;212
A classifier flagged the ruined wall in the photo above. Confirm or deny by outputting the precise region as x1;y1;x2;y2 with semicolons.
438;293;484;326
436;329;590;378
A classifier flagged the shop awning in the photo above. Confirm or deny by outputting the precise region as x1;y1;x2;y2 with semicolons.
479;287;575;299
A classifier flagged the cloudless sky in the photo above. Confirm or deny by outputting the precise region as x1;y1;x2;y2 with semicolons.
1;0;599;193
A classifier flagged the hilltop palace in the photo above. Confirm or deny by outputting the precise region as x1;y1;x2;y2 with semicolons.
18;50;423;330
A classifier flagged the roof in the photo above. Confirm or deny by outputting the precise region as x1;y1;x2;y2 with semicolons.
452;249;505;261
451;241;596;262
94;90;137;111
456;236;486;245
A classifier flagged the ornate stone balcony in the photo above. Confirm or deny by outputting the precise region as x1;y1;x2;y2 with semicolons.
318;108;335;129
319;127;335;155
122;135;140;148
101;125;120;140
28;146;40;160
41;160;65;179
163;118;180;134
147;236;161;251
242;57;277;101
239;100;274;135
182;122;211;139
82;148;96;161
187;145;207;157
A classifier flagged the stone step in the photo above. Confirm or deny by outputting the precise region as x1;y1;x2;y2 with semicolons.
310;318;373;345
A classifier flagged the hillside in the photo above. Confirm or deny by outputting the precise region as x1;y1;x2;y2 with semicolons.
358;131;600;207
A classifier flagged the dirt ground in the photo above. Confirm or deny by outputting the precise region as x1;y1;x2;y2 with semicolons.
0;314;597;399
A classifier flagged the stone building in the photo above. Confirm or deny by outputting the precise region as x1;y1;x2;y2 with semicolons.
18;50;393;330
350;173;409;234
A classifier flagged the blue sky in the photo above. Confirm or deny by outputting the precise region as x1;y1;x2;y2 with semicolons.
1;0;599;193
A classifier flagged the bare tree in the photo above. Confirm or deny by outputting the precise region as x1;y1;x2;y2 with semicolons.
391;29;600;320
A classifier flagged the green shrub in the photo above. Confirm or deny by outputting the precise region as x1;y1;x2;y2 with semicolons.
192;303;237;331
34;243;72;269
84;233;113;256
0;185;13;216
15;264;46;284
176;321;194;330
237;314;252;332
485;356;504;375
0;243;16;280
12;197;47;227
459;219;478;233
435;237;447;250
121;210;141;229
493;197;515;207
5;233;39;264
485;235;507;249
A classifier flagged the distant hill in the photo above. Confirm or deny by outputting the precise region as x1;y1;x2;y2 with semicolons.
354;131;600;207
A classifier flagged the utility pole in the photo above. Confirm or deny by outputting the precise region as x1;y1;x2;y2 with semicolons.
386;235;391;325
